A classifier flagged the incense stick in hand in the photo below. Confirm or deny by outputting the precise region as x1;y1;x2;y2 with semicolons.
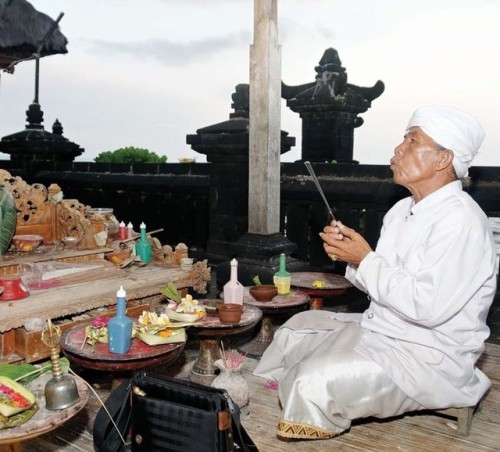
304;161;336;221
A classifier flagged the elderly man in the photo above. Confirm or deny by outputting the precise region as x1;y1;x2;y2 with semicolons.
254;106;496;441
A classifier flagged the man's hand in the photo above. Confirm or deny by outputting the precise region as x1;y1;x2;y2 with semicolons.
319;220;373;265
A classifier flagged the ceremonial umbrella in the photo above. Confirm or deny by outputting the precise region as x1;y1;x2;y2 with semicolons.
0;0;67;72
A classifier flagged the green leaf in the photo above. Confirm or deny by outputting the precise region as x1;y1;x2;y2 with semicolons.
0;404;38;430
0;358;71;384
0;188;17;255
0;363;37;381
160;281;182;302
252;275;262;286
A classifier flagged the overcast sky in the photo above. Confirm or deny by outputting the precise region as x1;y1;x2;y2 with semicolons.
1;0;499;166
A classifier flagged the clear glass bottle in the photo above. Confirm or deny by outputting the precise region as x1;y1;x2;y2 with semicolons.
135;222;152;263
223;258;244;304
108;286;133;354
273;253;291;296
88;208;119;242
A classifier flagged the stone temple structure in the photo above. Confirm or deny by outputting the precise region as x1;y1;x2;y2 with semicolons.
0;101;84;165
282;47;384;163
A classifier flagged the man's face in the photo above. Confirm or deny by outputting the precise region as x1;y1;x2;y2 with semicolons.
390;127;441;189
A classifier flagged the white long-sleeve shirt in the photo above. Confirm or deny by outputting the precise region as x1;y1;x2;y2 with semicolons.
347;180;497;408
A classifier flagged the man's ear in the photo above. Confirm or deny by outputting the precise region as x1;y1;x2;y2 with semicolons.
436;149;454;171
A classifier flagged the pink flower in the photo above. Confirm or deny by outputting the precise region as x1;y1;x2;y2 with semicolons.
264;380;279;391
219;343;247;370
91;316;109;328
166;301;179;310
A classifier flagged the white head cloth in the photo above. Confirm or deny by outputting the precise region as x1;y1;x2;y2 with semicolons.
406;105;485;178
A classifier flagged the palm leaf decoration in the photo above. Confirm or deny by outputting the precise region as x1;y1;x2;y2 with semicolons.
0;187;17;255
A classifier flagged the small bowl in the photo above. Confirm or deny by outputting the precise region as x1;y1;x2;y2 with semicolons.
87;208;114;216
104;248;132;265
217;303;243;324
62;236;81;249
11;234;43;252
249;285;278;302
0;277;30;301
201;300;218;316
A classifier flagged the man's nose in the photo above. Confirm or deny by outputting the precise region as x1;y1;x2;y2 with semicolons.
394;142;405;155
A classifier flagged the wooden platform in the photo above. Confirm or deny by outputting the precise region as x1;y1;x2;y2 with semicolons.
16;341;500;451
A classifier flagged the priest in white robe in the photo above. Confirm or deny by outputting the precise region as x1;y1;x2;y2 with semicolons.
254;105;496;441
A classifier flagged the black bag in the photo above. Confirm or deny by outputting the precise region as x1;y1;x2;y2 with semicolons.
93;372;258;452
93;378;132;452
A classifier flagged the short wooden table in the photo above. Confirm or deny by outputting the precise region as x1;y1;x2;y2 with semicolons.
238;288;310;358
186;304;262;385
291;271;352;310
61;322;185;389
0;373;88;452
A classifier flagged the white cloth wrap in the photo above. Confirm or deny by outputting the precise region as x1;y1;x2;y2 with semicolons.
406;105;485;178
254;311;423;436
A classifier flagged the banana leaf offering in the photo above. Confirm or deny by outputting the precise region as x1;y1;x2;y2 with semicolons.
0;376;37;430
0;358;70;430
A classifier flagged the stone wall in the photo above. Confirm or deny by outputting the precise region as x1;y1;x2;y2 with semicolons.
2;159;500;301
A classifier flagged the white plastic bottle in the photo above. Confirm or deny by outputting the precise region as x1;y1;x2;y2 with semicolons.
223;258;244;304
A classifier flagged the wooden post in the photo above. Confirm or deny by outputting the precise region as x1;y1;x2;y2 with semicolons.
248;0;281;234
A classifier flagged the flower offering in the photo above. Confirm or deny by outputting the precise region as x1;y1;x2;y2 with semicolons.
82;316;110;352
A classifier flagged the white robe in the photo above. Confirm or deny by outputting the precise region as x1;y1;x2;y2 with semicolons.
254;181;496;433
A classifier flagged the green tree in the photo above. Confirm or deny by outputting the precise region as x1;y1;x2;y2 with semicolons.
94;147;167;163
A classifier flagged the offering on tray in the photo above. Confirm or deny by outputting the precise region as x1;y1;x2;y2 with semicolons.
164;294;206;323
135;310;187;346
136;311;172;330
159;282;206;322
83;316;110;352
312;279;326;288
136;328;186;346
0;376;36;417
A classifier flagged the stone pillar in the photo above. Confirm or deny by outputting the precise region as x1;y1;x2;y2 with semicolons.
186;84;294;266
248;0;281;234
214;0;303;288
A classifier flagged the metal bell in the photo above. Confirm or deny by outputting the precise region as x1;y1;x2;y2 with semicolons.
45;374;80;410
41;319;80;410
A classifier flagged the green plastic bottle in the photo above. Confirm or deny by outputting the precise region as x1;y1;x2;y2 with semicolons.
135;222;152;263
273;253;291;296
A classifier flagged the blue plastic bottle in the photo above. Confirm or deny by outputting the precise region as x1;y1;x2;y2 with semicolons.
108;286;133;354
135;222;152;263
